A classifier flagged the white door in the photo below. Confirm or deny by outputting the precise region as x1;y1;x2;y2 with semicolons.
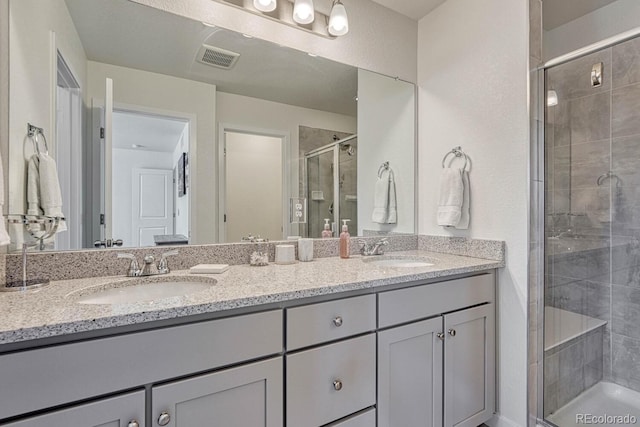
103;78;114;242
131;168;174;247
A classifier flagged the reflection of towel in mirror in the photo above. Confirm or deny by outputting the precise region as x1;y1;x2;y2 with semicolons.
27;154;67;232
372;169;397;224
0;153;10;246
437;168;464;227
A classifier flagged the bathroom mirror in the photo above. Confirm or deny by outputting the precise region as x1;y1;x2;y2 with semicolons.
7;0;415;252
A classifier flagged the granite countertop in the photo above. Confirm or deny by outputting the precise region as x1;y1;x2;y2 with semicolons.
0;250;503;346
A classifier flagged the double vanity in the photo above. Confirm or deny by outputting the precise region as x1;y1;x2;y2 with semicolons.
0;246;502;427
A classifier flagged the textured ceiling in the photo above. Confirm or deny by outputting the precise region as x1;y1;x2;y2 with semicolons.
65;0;357;116
369;0;445;20
543;0;618;30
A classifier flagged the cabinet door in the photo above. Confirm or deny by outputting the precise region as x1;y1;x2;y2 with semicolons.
377;317;443;427
444;304;495;427
151;357;282;427
2;390;144;427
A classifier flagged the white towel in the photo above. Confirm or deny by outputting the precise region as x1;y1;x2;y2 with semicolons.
27;153;67;233
0;154;10;246
456;170;470;230
437;168;464;227
372;169;397;224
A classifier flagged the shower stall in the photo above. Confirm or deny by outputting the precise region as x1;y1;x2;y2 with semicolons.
538;34;640;425
304;135;357;238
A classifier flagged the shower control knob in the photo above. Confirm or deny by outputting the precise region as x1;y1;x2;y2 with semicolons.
157;412;171;426
333;316;343;327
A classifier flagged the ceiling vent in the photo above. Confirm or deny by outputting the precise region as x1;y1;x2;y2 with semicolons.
196;44;240;69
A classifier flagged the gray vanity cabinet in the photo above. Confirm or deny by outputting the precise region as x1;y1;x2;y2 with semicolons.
377;318;444;427
377;273;496;427
151;357;283;427
443;304;495;427
1;390;145;427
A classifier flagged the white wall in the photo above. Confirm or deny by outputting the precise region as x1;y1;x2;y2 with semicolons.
86;61;216;244
418;1;529;426
131;0;418;83
8;0;87;244
544;0;640;60
172;126;190;239
216;91;356;237
357;69;415;235
112;148;174;247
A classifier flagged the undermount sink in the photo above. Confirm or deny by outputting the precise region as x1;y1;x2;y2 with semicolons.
70;275;217;305
362;255;436;268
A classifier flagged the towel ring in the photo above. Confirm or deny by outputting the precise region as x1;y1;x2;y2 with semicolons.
377;161;390;178
442;146;469;170
27;123;48;156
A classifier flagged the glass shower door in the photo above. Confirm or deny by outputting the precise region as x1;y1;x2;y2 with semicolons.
306;149;335;238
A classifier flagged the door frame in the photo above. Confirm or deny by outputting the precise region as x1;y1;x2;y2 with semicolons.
92;100;195;245
218;123;290;243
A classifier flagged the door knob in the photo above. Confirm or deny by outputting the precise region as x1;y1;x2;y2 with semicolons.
448;329;456;337
436;332;444;340
158;411;171;426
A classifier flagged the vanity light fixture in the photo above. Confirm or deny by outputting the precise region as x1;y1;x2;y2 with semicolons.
328;0;349;36
293;0;314;24
254;0;277;12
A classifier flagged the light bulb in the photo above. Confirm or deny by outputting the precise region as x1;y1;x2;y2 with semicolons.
254;0;276;12
293;0;315;24
328;1;349;36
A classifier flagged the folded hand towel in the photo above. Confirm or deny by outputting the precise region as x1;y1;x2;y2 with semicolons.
0;154;10;246
455;170;470;229
437;168;464;227
372;169;397;224
27;153;66;233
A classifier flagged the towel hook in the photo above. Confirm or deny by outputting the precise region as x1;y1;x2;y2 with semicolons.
27;123;48;156
442;146;469;170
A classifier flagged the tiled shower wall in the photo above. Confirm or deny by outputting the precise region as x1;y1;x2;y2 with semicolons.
544;36;640;396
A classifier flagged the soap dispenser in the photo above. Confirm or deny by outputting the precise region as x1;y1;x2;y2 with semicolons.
340;219;351;259
322;218;333;238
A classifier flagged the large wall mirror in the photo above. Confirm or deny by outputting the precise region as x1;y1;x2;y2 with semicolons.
8;0;416;252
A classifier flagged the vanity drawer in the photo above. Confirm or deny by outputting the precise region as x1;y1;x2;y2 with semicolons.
286;294;376;350
286;334;376;427
378;273;495;328
0;310;282;421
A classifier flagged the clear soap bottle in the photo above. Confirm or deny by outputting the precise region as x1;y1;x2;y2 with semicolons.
322;218;333;238
339;219;351;259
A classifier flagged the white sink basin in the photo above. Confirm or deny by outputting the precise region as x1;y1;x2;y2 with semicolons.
71;276;217;305
362;256;436;268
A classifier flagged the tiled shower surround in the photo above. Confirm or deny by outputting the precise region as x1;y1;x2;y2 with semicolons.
544;35;640;410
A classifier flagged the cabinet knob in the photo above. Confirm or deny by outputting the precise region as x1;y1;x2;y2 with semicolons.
128;421;140;427
448;329;456;337
158;411;171;426
333;379;343;391
436;332;444;340
333;316;343;327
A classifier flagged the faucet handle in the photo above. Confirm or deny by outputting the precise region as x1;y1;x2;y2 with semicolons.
117;253;140;277
158;250;179;274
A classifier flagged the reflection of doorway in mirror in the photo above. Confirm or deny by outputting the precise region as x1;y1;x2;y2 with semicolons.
223;131;285;243
55;53;82;251
111;110;189;247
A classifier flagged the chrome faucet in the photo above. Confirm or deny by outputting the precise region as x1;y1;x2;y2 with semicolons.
359;238;389;256
117;250;179;277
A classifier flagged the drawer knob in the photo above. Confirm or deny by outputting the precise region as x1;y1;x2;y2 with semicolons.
436;332;444;340
333;379;343;391
158;411;171;426
333;316;343;327
128;421;140;427
448;329;457;337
